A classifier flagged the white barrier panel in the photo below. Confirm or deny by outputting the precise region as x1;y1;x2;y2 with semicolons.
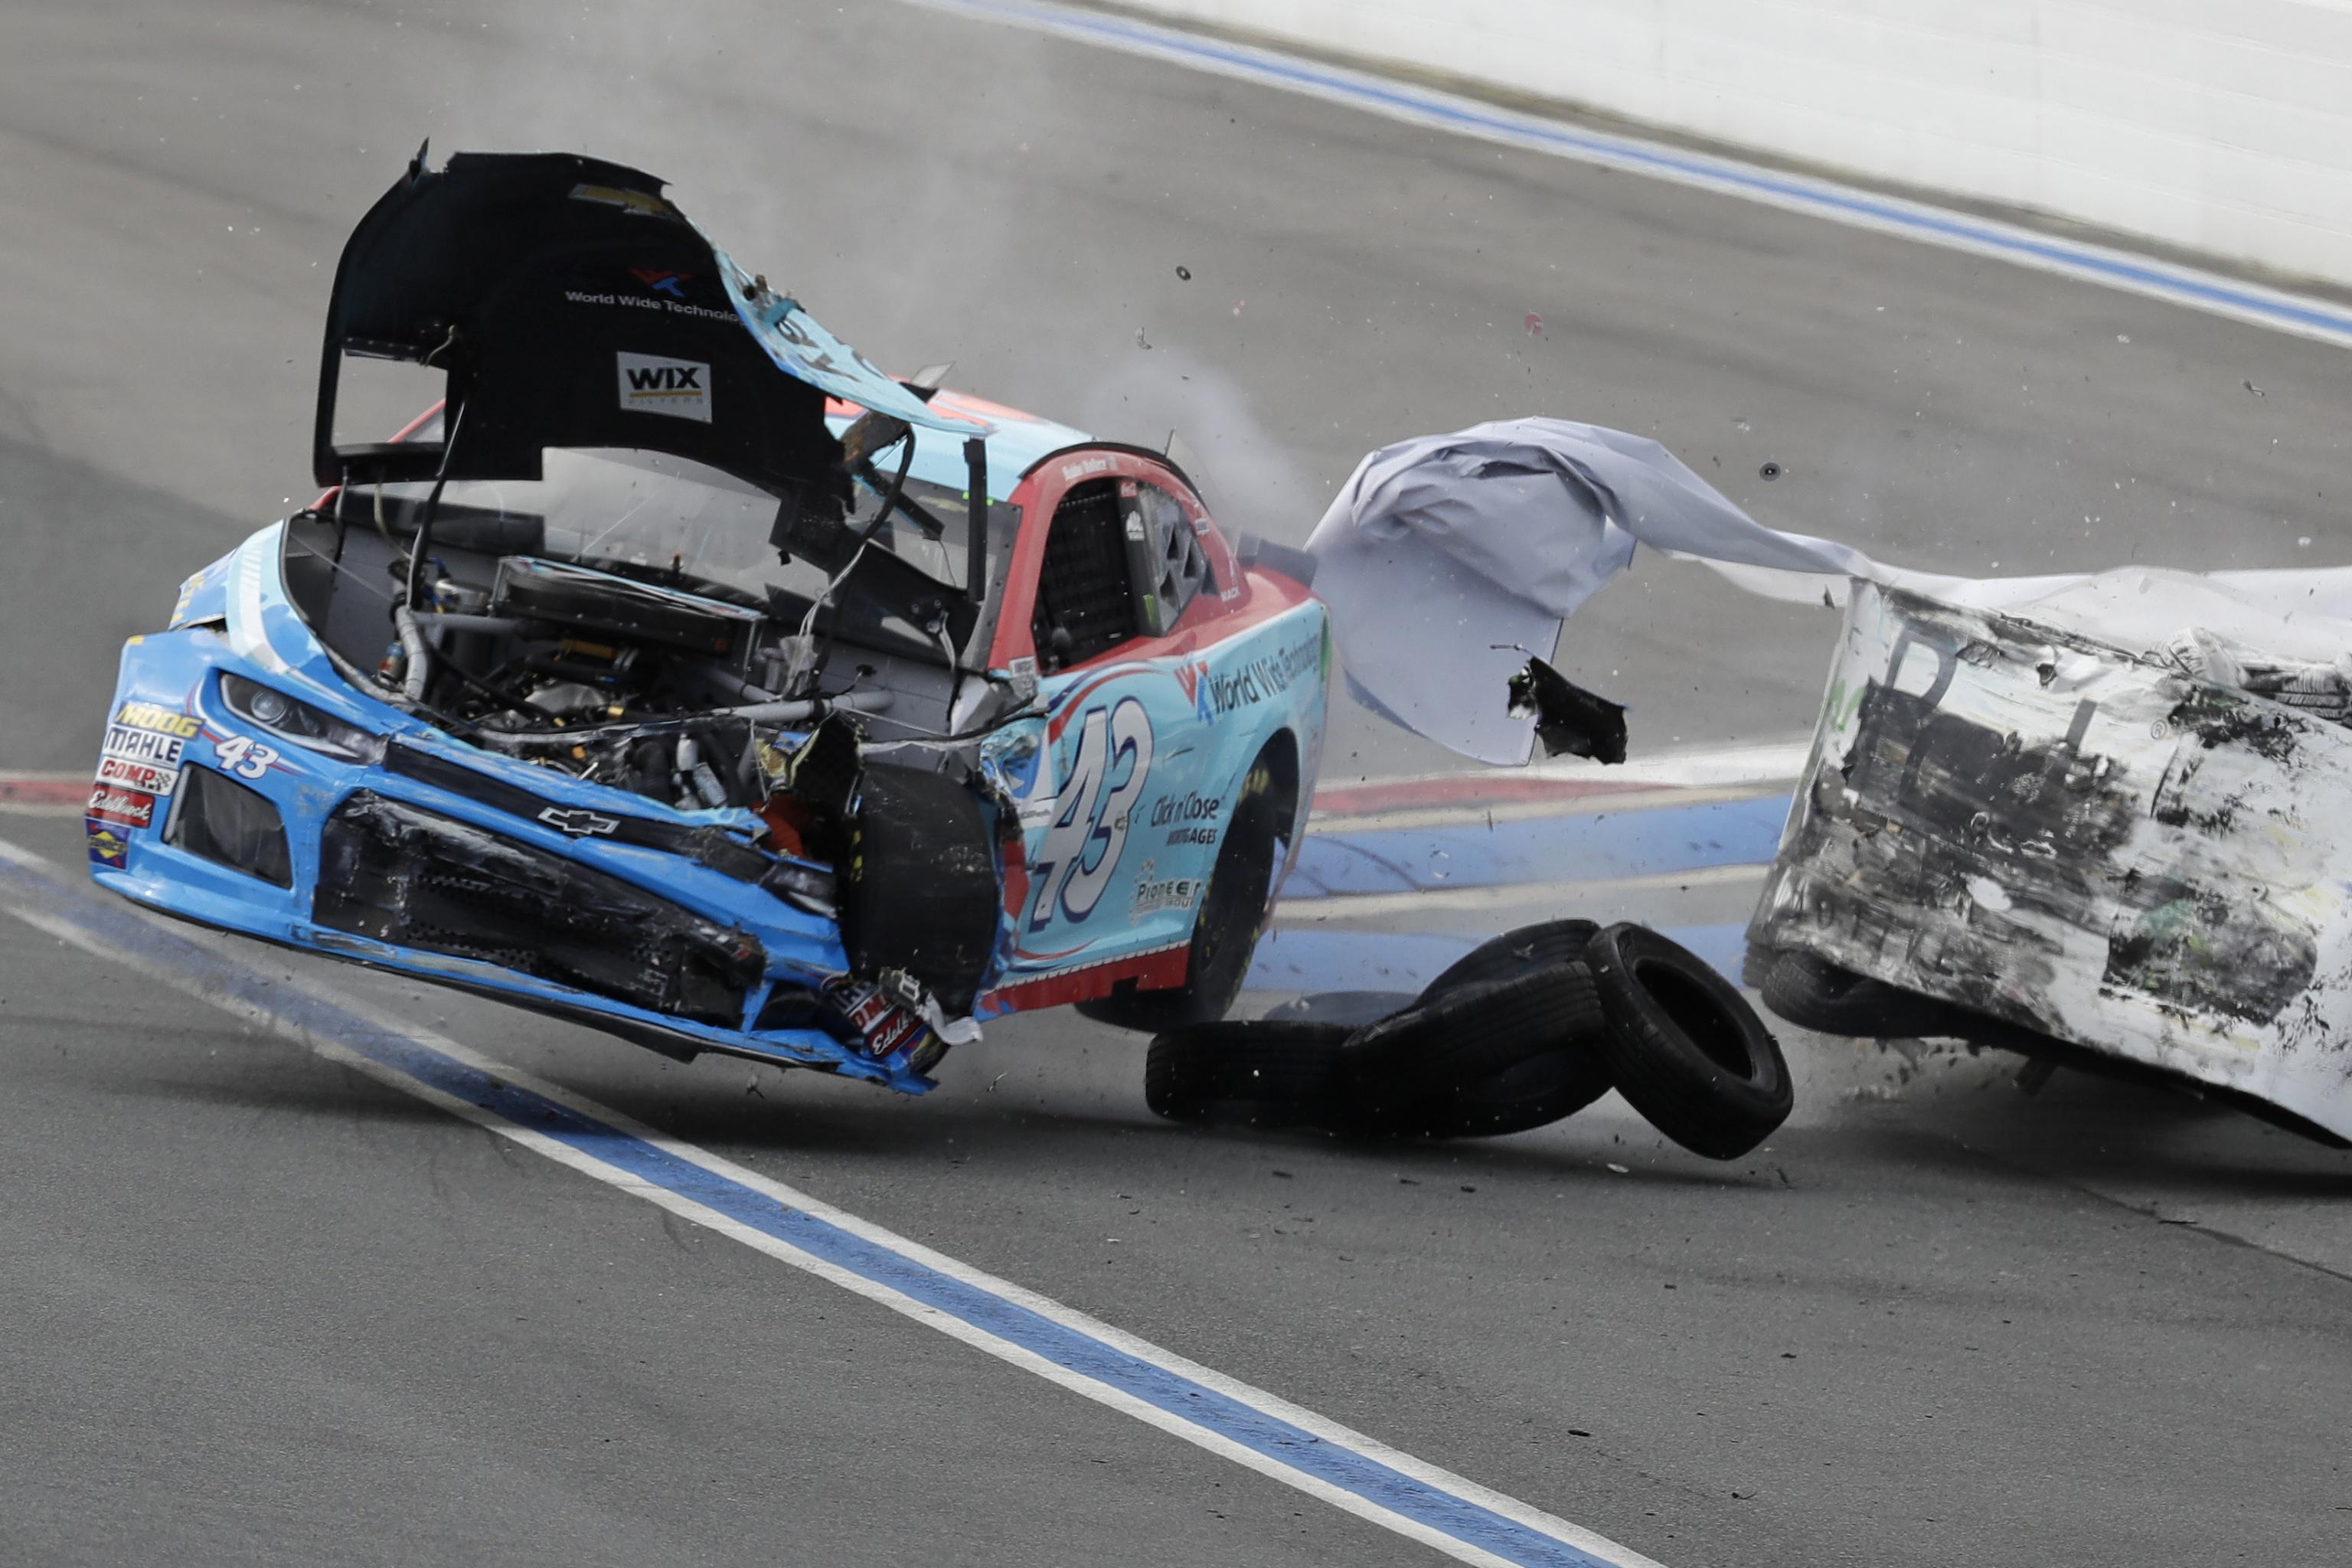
1122;0;2352;290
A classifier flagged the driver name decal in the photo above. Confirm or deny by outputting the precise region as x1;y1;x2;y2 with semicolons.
616;352;712;423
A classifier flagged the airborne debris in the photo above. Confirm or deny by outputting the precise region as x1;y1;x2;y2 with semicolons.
1506;655;1628;763
1175;264;1191;280
1523;312;1544;336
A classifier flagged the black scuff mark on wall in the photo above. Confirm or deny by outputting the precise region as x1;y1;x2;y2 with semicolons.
2101;870;2317;1025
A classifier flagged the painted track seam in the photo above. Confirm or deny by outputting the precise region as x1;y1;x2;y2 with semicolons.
0;838;1665;1568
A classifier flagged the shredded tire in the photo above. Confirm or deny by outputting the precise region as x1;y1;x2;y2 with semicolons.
1340;965;1606;1133
1585;923;1792;1160
1145;1019;1351;1128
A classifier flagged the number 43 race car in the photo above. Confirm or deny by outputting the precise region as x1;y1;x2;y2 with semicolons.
88;149;1328;1093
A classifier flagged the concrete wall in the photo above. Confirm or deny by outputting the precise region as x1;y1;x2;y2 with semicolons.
1119;0;2352;289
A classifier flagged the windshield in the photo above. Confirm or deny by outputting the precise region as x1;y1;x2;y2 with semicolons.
364;443;978;602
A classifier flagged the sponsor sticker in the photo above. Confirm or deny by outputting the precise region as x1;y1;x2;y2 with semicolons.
564;287;737;324
1187;631;1325;721
825;977;932;1061
113;701;201;739
103;724;186;768
616;352;712;423
1173;659;1214;724
96;756;178;797
1058;456;1110;485
84;786;156;830
85;819;129;869
1129;859;1201;920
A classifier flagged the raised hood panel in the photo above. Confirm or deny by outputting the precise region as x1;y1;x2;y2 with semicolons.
313;149;980;494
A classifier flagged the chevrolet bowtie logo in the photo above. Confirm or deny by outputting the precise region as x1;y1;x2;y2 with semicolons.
537;806;621;836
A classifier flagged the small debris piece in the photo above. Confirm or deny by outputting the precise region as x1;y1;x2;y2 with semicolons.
1759;460;1783;480
2245;380;2266;397
1606;1162;1629;1174
1508;655;1628;763
1175;265;1191;280
1523;312;1544;336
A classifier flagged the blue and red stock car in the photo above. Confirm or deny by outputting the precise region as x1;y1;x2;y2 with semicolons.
88;149;1328;1092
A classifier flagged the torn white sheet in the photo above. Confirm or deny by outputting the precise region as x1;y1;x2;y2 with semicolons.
1307;416;2352;763
1304;419;1868;763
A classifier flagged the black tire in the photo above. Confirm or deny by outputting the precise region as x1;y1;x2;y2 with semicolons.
1081;762;1281;1031
1760;951;1959;1040
838;763;999;1015
1584;923;1791;1159
1412;920;1612;1135
1339;965;1606;1133
1420;919;1602;998
1145;1019;1351;1127
1414;1047;1612;1138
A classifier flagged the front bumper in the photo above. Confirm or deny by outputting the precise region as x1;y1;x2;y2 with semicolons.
91;626;950;1091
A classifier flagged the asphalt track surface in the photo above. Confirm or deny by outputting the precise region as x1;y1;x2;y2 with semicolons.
4;2;2351;1565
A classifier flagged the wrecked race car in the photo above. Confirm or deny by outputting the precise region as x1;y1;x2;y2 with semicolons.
1748;574;2352;1146
87;150;1328;1092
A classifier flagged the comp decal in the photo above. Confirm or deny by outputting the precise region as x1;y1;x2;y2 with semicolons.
1028;697;1153;930
96;756;179;798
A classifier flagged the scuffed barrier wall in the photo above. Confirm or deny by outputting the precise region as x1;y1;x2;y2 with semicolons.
1119;0;2352;289
1747;581;2352;1142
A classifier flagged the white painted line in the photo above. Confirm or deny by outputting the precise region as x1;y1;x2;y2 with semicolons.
1276;862;1767;923
0;838;1666;1568
910;0;2352;351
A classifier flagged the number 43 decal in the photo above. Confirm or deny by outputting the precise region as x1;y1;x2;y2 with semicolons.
214;733;280;780
1029;697;1154;930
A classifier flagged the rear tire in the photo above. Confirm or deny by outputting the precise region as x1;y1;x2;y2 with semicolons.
1585;923;1792;1160
1080;753;1282;1031
1761;951;1958;1040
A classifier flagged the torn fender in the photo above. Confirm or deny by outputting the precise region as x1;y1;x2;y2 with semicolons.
1748;580;2352;1142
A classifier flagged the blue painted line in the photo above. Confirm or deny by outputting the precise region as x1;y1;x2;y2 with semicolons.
1;851;1632;1568
921;0;2352;348
1289;795;1792;898
1251;924;1749;996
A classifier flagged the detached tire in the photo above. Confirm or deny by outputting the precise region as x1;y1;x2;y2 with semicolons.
1145;1019;1350;1127
1414;920;1612;1134
1422;919;1601;996
1585;923;1791;1160
1414;1047;1610;1138
1339;965;1606;1133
